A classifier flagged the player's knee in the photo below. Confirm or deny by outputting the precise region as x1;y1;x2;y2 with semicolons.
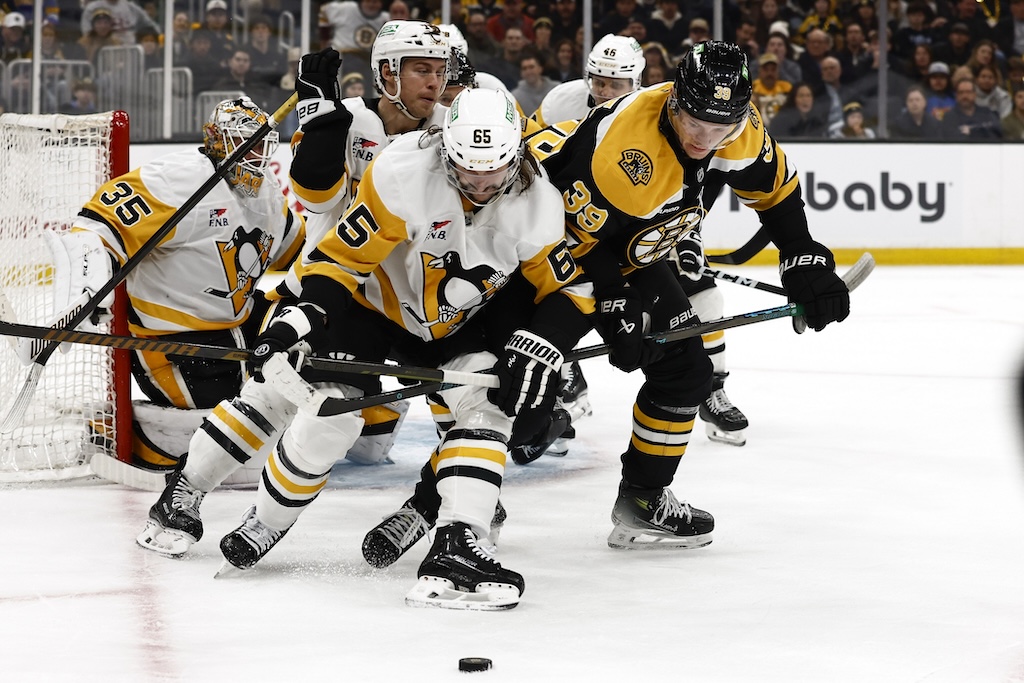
346;400;410;465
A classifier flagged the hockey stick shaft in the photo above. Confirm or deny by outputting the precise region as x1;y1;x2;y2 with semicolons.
0;94;299;434
697;265;785;295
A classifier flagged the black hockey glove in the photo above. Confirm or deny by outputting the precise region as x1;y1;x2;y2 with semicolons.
250;303;327;381
672;230;705;282
488;329;565;418
295;48;347;130
779;240;850;332
593;286;657;373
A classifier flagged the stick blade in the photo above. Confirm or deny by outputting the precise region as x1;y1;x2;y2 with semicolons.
0;363;44;433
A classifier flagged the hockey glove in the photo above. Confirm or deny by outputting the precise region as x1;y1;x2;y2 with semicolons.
593;286;653;373
489;329;564;418
295;48;347;130
250;303;327;381
779;240;850;332
672;230;705;282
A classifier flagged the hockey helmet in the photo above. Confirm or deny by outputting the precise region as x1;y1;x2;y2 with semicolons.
668;41;752;154
438;23;468;55
441;47;478;106
371;21;450;117
440;88;523;207
586;34;645;102
203;97;278;197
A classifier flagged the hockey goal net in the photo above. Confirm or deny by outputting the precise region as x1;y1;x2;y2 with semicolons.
0;111;131;483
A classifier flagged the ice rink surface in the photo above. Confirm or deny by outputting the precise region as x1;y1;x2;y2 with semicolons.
2;265;1023;682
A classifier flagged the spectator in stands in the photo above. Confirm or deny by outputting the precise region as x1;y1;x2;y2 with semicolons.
246;14;286;88
597;0;641;40
852;0;882;32
60;78;99;113
903;43;935;82
186;29;227;94
894;2;938;62
753;0;782;48
831;100;875;138
930;21;973;68
488;0;534;41
512;53;557;114
974;63;1012;116
752;51;793;126
798;27;834;95
549;0;580;44
890;83;945;138
0;11;29;63
469;0;503;20
77;8;121;65
532;16;555;67
765;29;804;85
621;16;648;43
1;1;59;29
545;37;581;81
996;0;1024;59
679;17;710;57
923;60;956;118
819;55;850;133
940;73;1003;137
735;15;761;75
79;0;160;46
1002;88;1024;138
768;81;829;138
201;0;235;67
966;38;1004;79
837;21;872;85
949;0;996;43
481;25;529;89
274;46;301;141
643;42;672;74
795;0;843;49
641;61;667;85
464;9;501;63
33;17;86;62
318;0;390;85
341;72;366;97
213;47;274;110
134;26;162;70
1007;56;1024;92
170;11;192;62
645;0;686;56
387;0;411;20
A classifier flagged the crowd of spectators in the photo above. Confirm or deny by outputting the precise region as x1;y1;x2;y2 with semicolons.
0;0;1022;141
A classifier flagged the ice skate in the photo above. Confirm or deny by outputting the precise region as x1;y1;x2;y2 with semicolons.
136;463;205;557
510;409;571;465
406;522;524;611
549;360;593;458
362;499;507;569
216;505;290;575
608;481;714;549
699;371;748;446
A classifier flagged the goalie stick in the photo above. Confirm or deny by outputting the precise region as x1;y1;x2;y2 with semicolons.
0;93;300;434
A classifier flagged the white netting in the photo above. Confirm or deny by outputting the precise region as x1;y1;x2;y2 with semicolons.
0;112;124;482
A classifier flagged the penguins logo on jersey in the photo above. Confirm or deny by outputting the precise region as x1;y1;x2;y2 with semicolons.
626;208;705;268
619;150;653;186
205;226;274;314
404;250;507;338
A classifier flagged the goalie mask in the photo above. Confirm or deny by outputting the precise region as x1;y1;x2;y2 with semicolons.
203;97;279;197
668;41;752;157
586;34;644;104
371;20;451;120
439;89;523;207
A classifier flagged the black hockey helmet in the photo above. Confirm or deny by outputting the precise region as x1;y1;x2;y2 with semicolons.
673;41;752;125
448;47;477;89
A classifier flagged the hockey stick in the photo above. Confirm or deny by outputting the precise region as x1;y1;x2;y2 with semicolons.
0;93;299;434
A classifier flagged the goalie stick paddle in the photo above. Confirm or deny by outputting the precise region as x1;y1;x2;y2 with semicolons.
0;93;299;434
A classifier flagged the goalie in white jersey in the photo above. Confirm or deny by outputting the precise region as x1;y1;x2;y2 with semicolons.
57;97;304;475
221;89;592;609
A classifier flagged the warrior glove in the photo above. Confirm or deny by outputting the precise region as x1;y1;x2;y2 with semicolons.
489;330;564;417
779;240;850;332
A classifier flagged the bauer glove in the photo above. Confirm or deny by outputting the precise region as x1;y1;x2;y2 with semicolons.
295;48;348;130
779;240;850;332
489;329;564;417
592;286;654;373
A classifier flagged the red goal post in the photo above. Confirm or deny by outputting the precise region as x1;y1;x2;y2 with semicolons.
0;110;132;483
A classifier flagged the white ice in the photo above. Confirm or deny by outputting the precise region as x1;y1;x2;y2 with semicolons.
2;265;1024;682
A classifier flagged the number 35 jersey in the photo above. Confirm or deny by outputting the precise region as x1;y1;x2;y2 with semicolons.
73;148;305;336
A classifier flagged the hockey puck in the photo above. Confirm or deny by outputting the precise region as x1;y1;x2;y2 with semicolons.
458;657;492;672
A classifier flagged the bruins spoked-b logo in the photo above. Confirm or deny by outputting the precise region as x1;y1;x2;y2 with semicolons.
626;208;705;267
619;149;653;186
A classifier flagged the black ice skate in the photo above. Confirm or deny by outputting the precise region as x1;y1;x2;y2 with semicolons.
217;505;290;574
699;371;749;446
362;498;507;569
608;481;714;549
510;409;571;464
136;461;206;557
406;522;524;611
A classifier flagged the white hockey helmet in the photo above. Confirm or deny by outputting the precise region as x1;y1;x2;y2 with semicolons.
203;96;278;197
371;20;451;117
586;34;645;97
438;23;468;55
440;88;523;206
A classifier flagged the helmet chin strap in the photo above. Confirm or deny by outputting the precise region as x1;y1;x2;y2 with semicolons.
384;75;422;121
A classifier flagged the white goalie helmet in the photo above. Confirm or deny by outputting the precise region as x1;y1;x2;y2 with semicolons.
437;23;468;55
587;34;645;92
203;96;278;197
371;20;451;115
440;88;523;207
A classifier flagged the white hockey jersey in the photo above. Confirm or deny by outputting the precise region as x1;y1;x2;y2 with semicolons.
74;149;304;336
532;79;592;127
318;1;389;53
303;131;594;342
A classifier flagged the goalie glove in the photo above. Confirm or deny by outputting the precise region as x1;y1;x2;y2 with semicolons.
44;229;115;330
671;230;705;282
250;303;327;381
295;48;349;130
779;240;850;332
488;329;564;417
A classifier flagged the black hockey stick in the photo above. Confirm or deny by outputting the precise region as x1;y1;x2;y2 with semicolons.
0;93;299;433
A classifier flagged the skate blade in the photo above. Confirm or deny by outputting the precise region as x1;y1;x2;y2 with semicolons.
404;576;520;611
545;437;569;457
705;424;747;447
607;525;713;550
213;560;247;579
136;521;194;557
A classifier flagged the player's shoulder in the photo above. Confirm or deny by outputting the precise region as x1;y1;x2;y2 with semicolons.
537;79;591;124
138;148;214;204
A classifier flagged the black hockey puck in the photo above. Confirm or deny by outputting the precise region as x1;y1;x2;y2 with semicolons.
458;657;492;672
